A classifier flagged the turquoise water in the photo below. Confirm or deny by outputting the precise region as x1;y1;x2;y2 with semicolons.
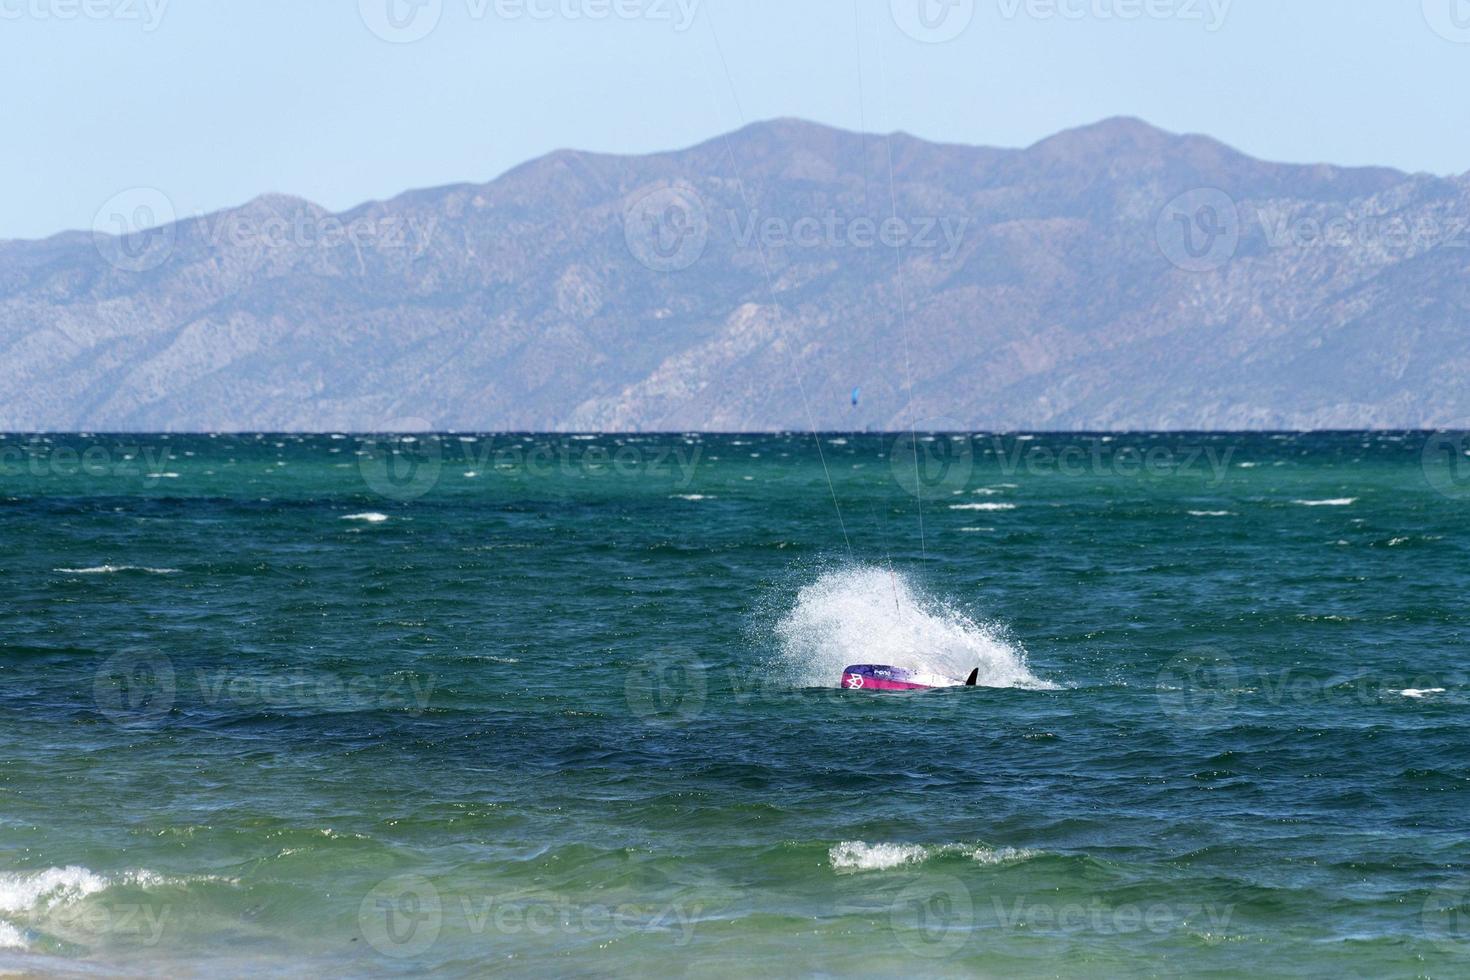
2;431;1468;976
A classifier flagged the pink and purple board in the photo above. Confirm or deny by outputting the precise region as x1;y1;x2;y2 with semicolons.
840;664;961;691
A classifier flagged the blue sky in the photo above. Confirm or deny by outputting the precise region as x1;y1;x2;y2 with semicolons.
4;0;1468;239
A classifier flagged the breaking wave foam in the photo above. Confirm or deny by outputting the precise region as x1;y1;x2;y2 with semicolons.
0;865;232;951
772;566;1053;690
829;841;1038;872
54;565;178;575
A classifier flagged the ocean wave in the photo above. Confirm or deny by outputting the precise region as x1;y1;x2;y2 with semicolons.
1188;510;1234;517
829;841;1038;872
1292;498;1357;507
341;512;389;522
54;565;179;575
950;503;1016;512
0;865;227;951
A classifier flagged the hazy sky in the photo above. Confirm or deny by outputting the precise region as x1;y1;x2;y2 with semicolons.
5;0;1468;239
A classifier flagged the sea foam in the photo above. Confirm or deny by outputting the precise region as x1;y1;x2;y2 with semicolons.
829;841;1037;872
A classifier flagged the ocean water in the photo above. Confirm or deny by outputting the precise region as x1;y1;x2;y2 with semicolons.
1;431;1468;977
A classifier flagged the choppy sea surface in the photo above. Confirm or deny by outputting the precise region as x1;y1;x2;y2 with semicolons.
2;431;1469;977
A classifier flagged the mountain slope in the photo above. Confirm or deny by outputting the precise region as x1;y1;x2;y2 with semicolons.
2;117;1466;430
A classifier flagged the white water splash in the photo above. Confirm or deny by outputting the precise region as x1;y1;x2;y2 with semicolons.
772;566;1053;690
829;841;1038;872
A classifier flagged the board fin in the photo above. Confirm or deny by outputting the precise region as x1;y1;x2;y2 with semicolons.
964;668;978;686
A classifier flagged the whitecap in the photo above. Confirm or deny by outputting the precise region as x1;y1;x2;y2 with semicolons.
672;494;712;501
950;503;1016;511
1400;688;1446;699
829;841;1038;872
1188;510;1234;517
54;565;179;575
1293;498;1357;507
341;512;389;523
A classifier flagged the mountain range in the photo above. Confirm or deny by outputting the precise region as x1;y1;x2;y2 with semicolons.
4;116;1468;431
